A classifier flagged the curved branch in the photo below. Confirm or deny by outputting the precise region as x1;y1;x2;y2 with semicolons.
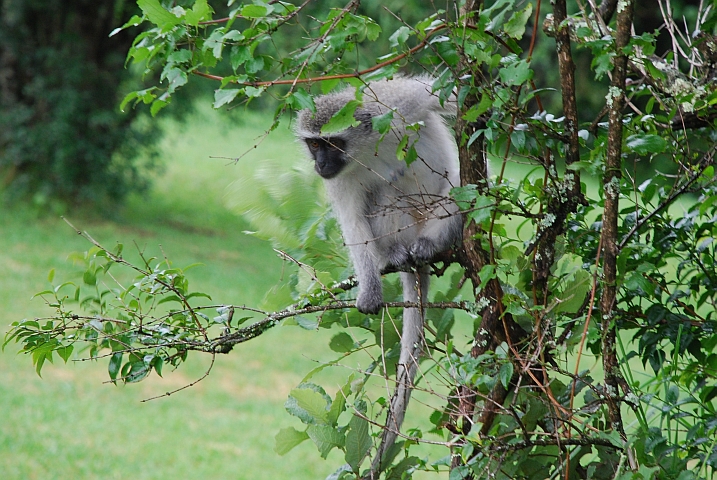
209;299;473;351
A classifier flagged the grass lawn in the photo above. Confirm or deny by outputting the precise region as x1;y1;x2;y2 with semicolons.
0;106;353;480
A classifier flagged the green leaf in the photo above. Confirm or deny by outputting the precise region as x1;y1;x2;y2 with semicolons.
286;88;315;111
83;270;97;286
108;352;122;381
244;55;266;74
230;45;252;71
213;88;242;108
396;134;409;160
205;28;227;59
404;144;418;166
151;355;164;377
371;111;394;134
186;292;212;301
320;100;362;135
164;68;187;93
274;427;309;455
120;91;141;112
644;58;666;83
307;424;345;459
57;344;74;363
345;415;371;471
241;4;269;18
451;185;478;207
665;384;679;404
554;269;590;314
326;464;353;480
295;315;319;330
287;386;330;424
597;429;625;448
167;49;192;64
366;22;381;41
499;60;533;86
138;0;181;31
328;377;353;426
34;352;47;377
150;99;169;116
433;38;459;66
185;0;211;26
504;4;533;39
329;332;355;353
125;362;150;383
389;26;410;47
498;362;513;388
301;359;341;383
390;456;422;478
478;264;496;285
466;195;494;226
245;86;265;98
109;14;143;37
625;134;667;155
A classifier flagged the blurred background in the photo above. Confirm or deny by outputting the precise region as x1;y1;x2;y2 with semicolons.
0;1;346;478
0;1;702;478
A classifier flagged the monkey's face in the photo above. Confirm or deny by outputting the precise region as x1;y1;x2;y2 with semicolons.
306;137;348;179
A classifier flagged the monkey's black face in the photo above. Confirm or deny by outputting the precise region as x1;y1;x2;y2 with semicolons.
306;137;347;179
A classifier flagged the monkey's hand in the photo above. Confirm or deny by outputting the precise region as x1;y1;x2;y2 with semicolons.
356;279;384;314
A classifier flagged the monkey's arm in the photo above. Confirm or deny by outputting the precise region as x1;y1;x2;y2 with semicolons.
351;243;384;314
325;181;385;314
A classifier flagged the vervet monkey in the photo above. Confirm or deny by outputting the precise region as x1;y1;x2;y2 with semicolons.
295;76;461;475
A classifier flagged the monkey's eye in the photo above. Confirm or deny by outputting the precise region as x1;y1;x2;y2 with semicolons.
308;140;320;150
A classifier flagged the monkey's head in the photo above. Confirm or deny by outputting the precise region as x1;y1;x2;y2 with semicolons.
296;88;378;179
303;136;348;179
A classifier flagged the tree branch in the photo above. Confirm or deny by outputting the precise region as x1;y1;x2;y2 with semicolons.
599;0;634;450
193;24;448;88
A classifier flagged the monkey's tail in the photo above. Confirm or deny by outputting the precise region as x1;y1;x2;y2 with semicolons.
366;268;430;479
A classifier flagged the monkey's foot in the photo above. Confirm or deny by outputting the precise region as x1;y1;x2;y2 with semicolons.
386;243;410;268
409;237;438;265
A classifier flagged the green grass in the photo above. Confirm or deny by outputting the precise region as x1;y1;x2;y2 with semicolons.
0;106;352;480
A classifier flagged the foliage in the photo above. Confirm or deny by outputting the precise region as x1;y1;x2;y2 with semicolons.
6;1;717;479
0;0;160;206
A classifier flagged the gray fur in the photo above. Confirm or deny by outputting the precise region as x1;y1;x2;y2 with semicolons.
295;76;462;477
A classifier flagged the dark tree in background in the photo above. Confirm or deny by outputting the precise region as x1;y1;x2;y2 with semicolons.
0;0;159;205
